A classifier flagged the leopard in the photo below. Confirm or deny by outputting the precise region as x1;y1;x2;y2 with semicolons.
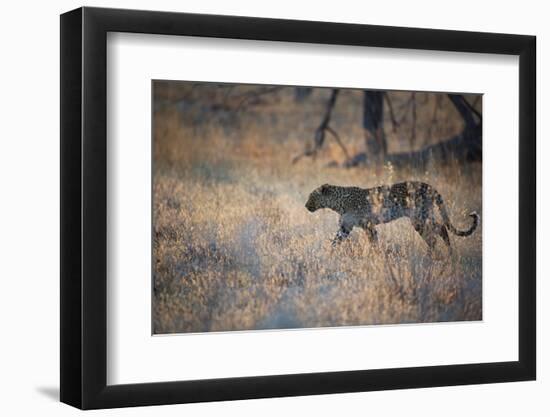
305;181;479;253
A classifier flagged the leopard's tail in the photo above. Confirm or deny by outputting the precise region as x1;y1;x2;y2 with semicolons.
435;194;479;237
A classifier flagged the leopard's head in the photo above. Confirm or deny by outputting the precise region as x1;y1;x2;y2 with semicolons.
305;184;336;212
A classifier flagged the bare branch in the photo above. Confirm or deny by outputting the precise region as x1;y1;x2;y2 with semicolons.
294;89;345;163
447;94;477;129
427;94;443;142
384;93;399;133
326;126;351;161
236;86;285;110
397;95;415;125
463;96;482;123
410;92;417;149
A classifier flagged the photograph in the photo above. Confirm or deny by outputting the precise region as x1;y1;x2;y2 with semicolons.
152;81;483;334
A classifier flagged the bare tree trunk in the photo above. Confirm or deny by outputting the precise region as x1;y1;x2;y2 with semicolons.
410;92;417;150
363;91;386;161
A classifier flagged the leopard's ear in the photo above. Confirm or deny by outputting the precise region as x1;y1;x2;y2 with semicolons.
320;184;330;194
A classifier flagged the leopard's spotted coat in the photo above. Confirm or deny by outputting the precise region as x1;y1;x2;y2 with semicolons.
305;181;479;252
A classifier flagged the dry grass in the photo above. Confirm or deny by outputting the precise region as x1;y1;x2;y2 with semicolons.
152;86;482;334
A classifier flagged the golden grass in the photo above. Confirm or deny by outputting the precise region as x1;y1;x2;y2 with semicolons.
152;105;482;334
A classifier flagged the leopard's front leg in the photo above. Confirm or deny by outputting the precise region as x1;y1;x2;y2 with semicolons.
331;214;356;246
331;225;351;246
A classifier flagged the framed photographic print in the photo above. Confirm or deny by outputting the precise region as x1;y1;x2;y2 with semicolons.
60;6;536;409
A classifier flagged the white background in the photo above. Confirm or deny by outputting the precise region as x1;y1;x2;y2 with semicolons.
0;0;546;416
108;33;518;384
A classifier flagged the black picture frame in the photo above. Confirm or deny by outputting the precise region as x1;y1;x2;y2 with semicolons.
60;6;536;410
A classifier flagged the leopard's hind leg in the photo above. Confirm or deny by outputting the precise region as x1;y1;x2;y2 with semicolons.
438;224;452;255
412;218;438;255
412;196;450;256
413;221;454;261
